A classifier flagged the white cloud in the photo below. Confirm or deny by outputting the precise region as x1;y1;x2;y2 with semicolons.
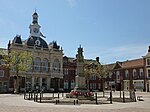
85;44;149;64
67;0;77;7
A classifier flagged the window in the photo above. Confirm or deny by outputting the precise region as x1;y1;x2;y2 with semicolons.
0;70;4;77
34;57;41;72
116;71;120;80
42;58;48;72
64;68;68;75
64;80;68;89
53;59;60;73
133;69;136;79
109;72;112;78
148;70;150;78
125;70;129;79
140;69;143;78
147;59;150;66
90;83;96;90
90;75;96;80
71;80;75;89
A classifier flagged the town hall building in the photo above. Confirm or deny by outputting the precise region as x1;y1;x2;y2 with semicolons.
8;11;64;92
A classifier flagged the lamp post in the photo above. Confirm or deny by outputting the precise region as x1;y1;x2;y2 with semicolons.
120;74;122;98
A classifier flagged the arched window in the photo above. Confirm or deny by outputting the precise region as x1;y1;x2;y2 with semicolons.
53;59;60;73
34;57;41;72
133;69;136;79
42;58;48;72
125;70;129;79
139;68;143;78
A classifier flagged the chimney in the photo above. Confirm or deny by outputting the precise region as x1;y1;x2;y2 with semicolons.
96;57;100;64
148;46;150;52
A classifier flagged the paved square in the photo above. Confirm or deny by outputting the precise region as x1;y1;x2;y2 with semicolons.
0;92;150;112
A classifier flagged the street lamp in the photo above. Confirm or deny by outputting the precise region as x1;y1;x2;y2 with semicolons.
120;74;122;98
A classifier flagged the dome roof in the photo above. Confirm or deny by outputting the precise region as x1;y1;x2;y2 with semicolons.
26;36;48;48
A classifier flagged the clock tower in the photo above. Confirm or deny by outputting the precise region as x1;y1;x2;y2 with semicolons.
29;11;42;37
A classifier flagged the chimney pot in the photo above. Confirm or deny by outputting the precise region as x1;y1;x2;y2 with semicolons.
148;46;150;52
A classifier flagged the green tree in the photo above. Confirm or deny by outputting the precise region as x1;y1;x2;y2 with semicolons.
2;51;32;93
84;61;110;91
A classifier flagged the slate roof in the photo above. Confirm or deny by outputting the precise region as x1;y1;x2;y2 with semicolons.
26;36;48;48
122;58;144;68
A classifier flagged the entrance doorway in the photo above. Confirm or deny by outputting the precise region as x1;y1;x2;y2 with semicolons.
54;78;59;92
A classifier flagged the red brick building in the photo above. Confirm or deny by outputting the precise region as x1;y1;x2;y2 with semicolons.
63;56;76;92
0;48;9;93
63;46;150;92
112;59;145;91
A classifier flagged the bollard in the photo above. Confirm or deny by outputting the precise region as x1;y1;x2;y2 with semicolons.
95;93;98;104
34;91;36;101
58;92;59;99
36;93;38;102
76;99;78;104
74;100;76;105
56;100;57;104
123;91;125;103
58;93;60;103
53;92;54;99
29;91;31;100
40;92;42;103
31;91;33;100
110;91;112;104
24;91;26;100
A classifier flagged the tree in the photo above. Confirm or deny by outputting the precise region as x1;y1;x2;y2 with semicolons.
84;61;110;91
2;51;32;93
95;64;110;91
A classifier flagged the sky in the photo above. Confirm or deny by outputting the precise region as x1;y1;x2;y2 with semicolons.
0;0;150;64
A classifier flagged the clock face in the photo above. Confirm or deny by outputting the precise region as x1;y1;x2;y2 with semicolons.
33;28;39;33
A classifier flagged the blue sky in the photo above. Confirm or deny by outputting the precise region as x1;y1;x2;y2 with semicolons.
0;0;150;64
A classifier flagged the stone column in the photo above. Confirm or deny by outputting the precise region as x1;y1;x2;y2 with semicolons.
32;76;34;90
74;45;87;92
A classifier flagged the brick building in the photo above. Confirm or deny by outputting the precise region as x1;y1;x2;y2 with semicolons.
63;46;150;92
0;48;9;93
112;59;145;91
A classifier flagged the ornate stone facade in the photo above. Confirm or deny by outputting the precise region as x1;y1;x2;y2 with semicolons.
9;12;63;92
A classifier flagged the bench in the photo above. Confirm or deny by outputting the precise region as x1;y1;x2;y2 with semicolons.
137;96;143;101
